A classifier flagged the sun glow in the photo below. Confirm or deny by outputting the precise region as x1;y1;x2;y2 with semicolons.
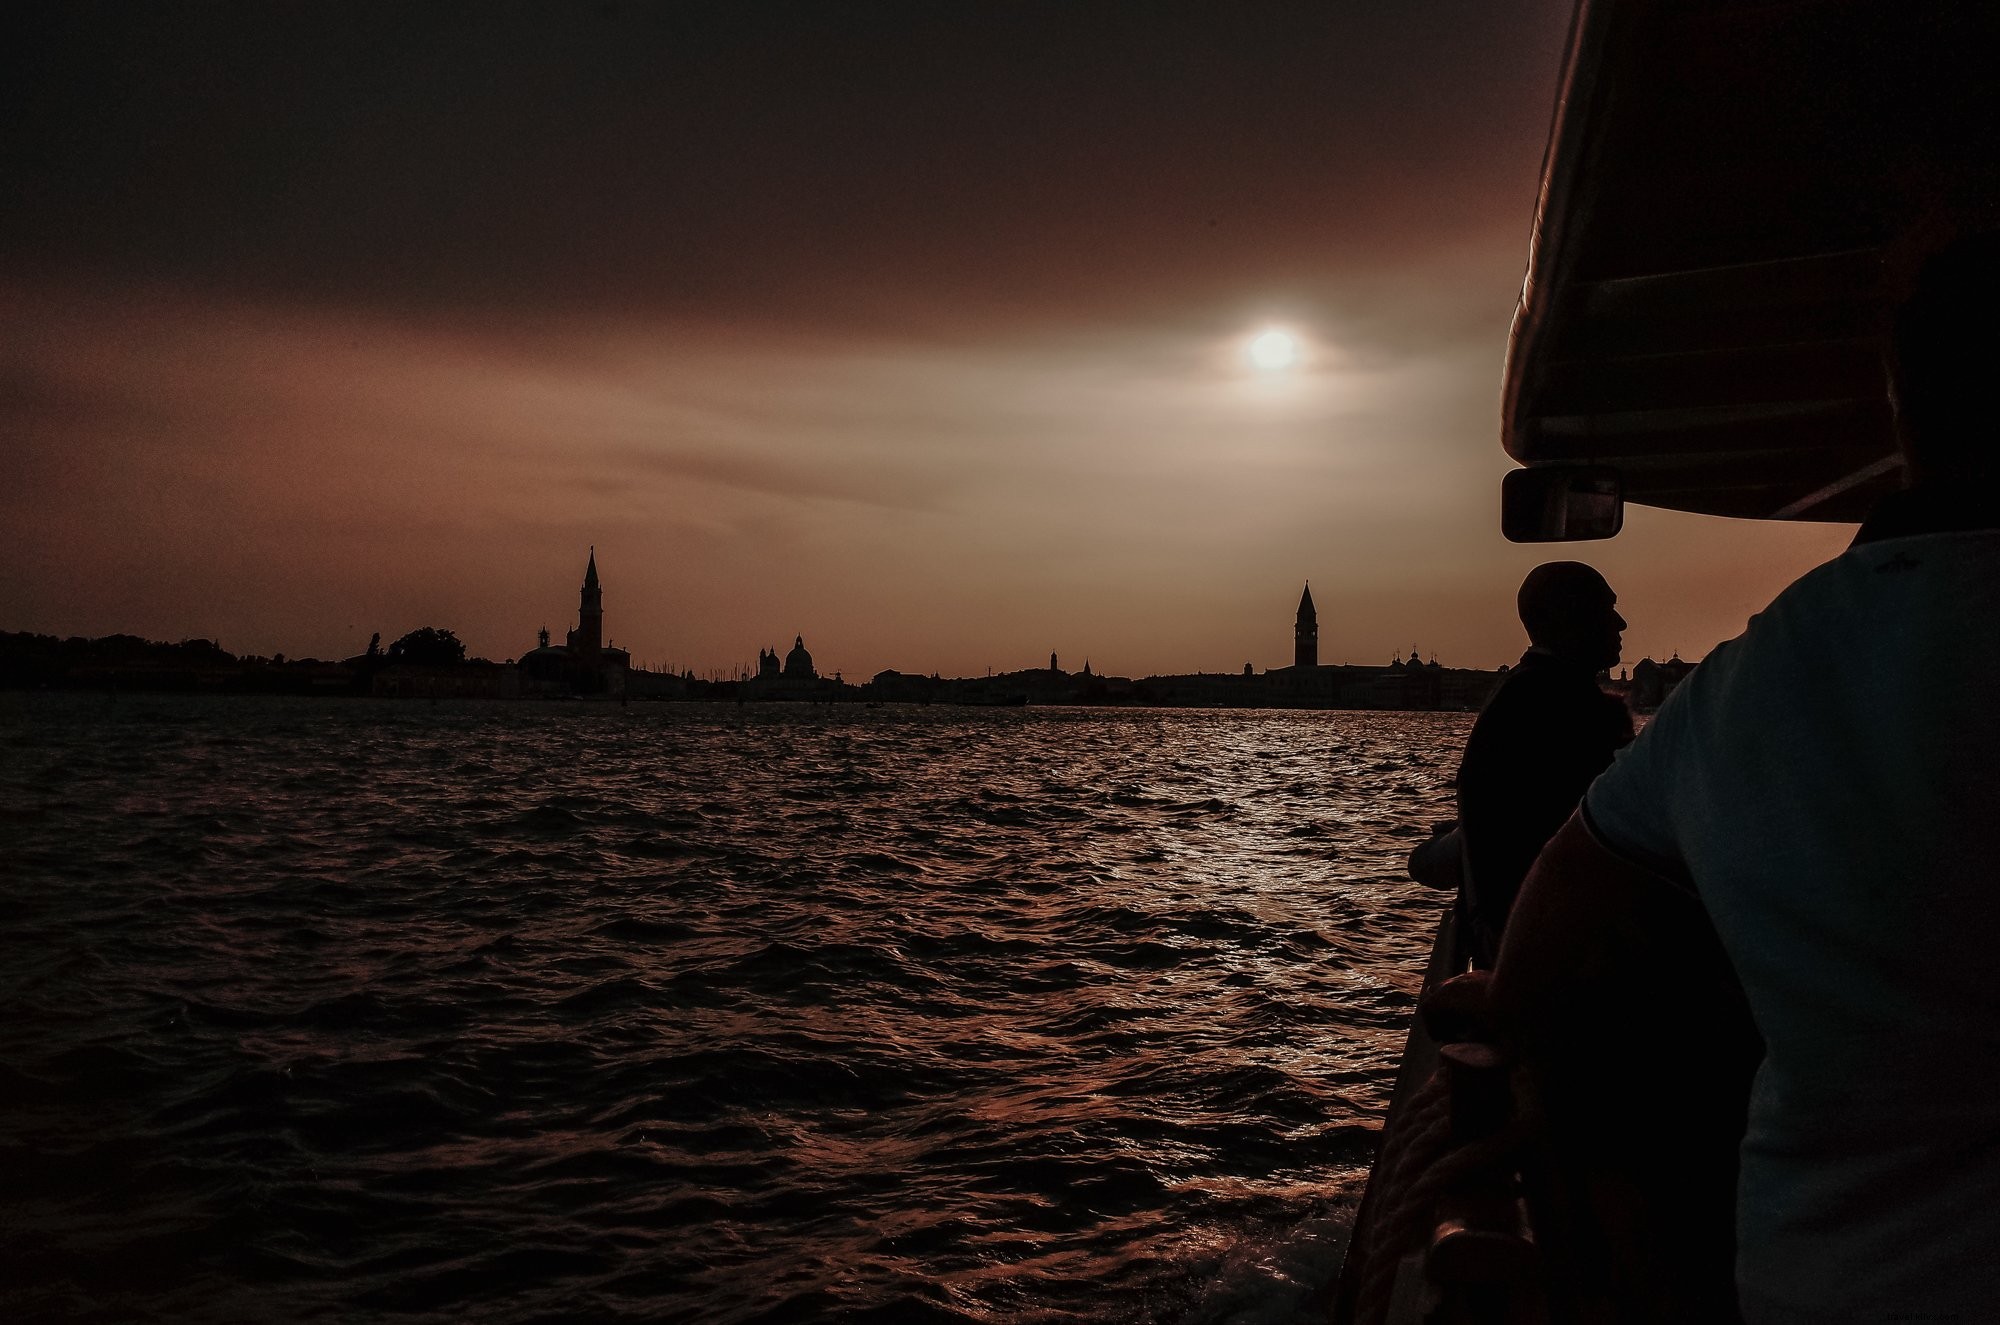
1246;328;1299;372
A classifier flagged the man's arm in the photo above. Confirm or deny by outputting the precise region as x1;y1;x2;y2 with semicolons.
1488;813;1757;1325
1489;807;1757;1117
1487;811;1671;1061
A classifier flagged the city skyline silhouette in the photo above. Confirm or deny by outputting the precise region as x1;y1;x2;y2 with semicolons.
2;548;1702;715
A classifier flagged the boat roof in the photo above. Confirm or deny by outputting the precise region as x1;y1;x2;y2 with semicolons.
1503;0;2000;523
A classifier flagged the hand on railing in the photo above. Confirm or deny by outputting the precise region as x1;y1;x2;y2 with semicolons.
1409;822;1464;890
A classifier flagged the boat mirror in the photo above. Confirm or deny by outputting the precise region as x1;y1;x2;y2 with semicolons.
1501;466;1624;542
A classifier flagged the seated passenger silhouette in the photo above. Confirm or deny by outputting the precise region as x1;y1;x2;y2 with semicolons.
1454;562;1631;965
1492;230;2000;1325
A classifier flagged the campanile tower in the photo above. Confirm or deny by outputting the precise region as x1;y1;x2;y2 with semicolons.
1294;582;1318;670
576;548;603;659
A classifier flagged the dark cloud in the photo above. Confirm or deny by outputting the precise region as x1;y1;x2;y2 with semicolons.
5;2;1573;325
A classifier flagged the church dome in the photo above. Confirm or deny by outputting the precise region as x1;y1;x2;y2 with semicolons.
784;635;817;679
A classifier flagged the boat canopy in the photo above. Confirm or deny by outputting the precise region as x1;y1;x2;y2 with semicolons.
1504;0;2000;524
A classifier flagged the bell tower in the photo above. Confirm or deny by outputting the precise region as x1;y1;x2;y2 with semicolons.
576;547;603;658
1294;582;1318;670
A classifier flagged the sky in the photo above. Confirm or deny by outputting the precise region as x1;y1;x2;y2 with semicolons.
1;2;1854;677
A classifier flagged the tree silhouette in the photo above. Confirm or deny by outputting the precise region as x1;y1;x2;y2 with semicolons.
388;627;466;667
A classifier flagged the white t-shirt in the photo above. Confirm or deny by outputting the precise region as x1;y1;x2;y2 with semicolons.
1584;529;2000;1325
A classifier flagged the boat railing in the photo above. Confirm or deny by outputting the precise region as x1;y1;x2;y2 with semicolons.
1328;899;1545;1325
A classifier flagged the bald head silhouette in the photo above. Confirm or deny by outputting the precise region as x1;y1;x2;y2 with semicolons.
1518;562;1624;671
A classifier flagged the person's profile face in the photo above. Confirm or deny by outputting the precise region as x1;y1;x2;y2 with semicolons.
1546;583;1623;670
1591;592;1627;671
1522;564;1624;670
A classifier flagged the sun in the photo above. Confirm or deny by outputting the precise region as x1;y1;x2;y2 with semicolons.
1247;328;1299;371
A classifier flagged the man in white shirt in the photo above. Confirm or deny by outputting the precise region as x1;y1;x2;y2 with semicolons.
1492;231;2000;1324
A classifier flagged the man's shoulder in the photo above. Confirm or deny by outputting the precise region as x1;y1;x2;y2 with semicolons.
1480;654;1605;714
1651;531;2000;726
1467;664;1543;732
1466;657;1624;763
1741;530;2000;629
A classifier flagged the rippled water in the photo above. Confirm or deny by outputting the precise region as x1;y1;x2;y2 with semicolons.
1;695;1470;1323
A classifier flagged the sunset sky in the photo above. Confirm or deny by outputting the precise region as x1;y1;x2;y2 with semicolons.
2;2;1853;678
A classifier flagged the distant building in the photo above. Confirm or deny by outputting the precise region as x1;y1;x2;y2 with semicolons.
372;661;519;700
570;549;604;658
1629;653;1696;711
1261;581;1382;706
518;548;631;696
1199;582;1504;711
784;635;817;679
1296;582;1318;669
867;669;946;703
750;637;820;681
1376;650;1445;709
745;634;847;700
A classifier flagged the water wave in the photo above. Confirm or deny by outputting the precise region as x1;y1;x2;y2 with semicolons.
0;695;1469;1323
